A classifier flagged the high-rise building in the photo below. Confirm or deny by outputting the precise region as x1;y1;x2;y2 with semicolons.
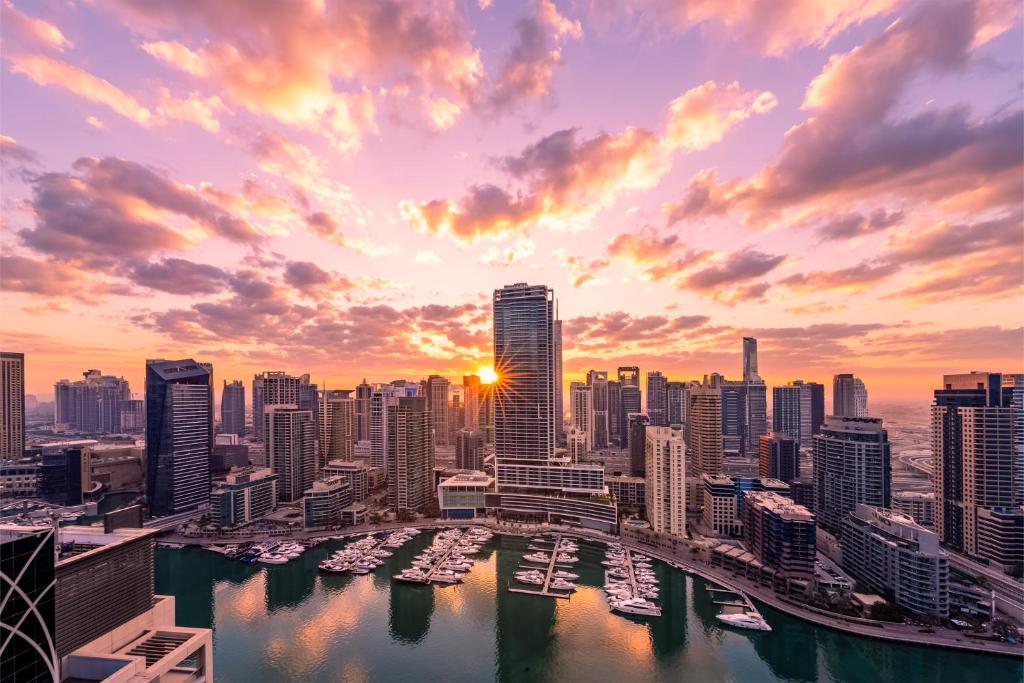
463;375;482;431
1;351;25;458
53;369;131;434
0;525;56;682
842;504;949;618
617;366;640;387
211;467;279;528
667;381;687;429
645;427;686;537
759;433;799;483
38;442;90;506
893;491;936;529
772;380;825;446
490;283;616;532
569;382;592;452
628;413;649;477
743;491;816;583
932;372;1020;560
607;380;622;446
587;370;609;448
425;375;451;447
355;379;372;442
370;384;403;470
303;475;353;527
455;428;486;470
251;371;317;441
620;384;642;447
647;371;668;426
319;390;355;466
743;336;759;382
145;359;213;516
221;380;245;436
812;416;891;532
387;396;435;512
1006;374;1024;505
567;427;588;463
264;405;316;503
686;383;723;478
553;319;564;443
833;373;868;417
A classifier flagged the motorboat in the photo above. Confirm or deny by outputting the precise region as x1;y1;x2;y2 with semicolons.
550;578;576;591
258;553;289;565
555;554;578;564
523;552;550;563
611;598;662;617
601;559;626;567
431;573;461;584
516;575;544;585
716;613;772;632
553;570;579;580
319;561;348;574
633;554;652;562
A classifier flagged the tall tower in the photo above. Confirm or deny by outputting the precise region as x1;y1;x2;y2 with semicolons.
686;383;723;478
1;351;25;458
812;416;890;532
645;426;686;536
221;380;246;437
569;382;593;451
493;283;556;461
251;371;317;440
463;375;481;431
425;375;451;447
319;390;355;465
146;359;213;515
553;319;564;443
742;336;759;382
264;405;316;502
586;370;609;448
833;373;868;417
646;371;668;426
355;379;372;442
387;396;434;512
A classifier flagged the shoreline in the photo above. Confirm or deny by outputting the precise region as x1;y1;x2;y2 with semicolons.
163;520;1024;660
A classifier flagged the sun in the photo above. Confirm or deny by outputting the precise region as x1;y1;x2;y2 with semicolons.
478;366;498;384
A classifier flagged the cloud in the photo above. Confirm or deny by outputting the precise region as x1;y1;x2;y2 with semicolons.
665;1;1022;224
605;227;709;282
19;156;261;264
130;258;230;295
780;259;899;293
0;254;114;302
684;248;785;289
479;239;536;265
888;256;1023;303
413;250;442;265
814;208;904;241
1;135;38;169
487;0;582;113
284;260;356;296
2;1;73;52
586;0;903;56
566;311;712;349
401;80;775;241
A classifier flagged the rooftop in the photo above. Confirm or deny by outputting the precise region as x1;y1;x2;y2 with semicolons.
746;491;815;521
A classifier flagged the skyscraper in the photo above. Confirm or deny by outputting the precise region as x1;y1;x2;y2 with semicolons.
646;371;668;426
370;384;403;470
1;351;25;458
221;380;245;436
620;384;642;447
425;375;451;447
666;381;687;429
251;371;317;441
607;380;622;446
264;405;316;503
687;383;723;478
387;396;435;512
932;372;1020;560
772;384;802;440
145;359;213;516
355;379;372;442
628;413;650;477
319;390;355;465
772;380;823;446
53;370;131;434
463;374;482;431
587;370;609;448
569;381;593;452
645;426;686;537
617;366;640;387
742;336;758;382
759;433;799;483
455;428;485;471
833;373;868;417
553;319;564;443
812;416;891;532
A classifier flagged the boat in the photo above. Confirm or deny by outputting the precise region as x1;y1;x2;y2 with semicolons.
553;570;579;580
555;554;578;564
550;578;576;591
611;598;662;617
523;552;550;563
319;561;348;574
716;613;772;632
516;575;544;585
257;553;289;565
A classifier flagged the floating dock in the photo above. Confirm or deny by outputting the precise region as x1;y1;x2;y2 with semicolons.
507;533;573;599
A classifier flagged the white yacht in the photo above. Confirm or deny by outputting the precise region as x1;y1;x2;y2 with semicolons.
611;598;662;617
523;552;550;563
258;553;289;565
716;612;772;631
553;570;579;580
550;578;576;591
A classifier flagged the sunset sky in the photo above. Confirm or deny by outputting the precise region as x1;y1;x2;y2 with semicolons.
1;0;1021;403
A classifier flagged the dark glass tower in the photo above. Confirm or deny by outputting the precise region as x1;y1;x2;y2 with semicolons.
221;380;246;436
146;359;213;516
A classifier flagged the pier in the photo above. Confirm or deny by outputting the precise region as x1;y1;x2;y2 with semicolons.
705;584;758;615
396;528;480;585
507;533;572;599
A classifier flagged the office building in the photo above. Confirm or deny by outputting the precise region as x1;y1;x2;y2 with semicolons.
932;372;1020;559
620;385;642;447
425;375;451;447
742;336;758;381
975;506;1024;571
438;471;493;519
1007;374;1024;505
618;366;640;387
489;283;617;532
304;475;353;527
210;467;279;528
38;442;91;506
759;433;799;483
553;319;564;443
703;474;741;536
686;383;723;478
842;504;949;618
118;398;144;432
645;427;686;537
0;526;56;682
744;491;816;582
145;359;213;516
812;416;891;532
647;371;668;426
212;433;249;473
740;338;768;453
463;374;482;431
774;381;825;445
567;427;588;463
221;379;245;436
892;491;936;529
319;390;355;466
387;396;435;512
1;356;26;456
607;380;622;446
628;413;649;477
569;381;593;452
587;370;610;448
252;371;317;441
323;459;371;501
264;405;316;503
833;373;868;417
667;381;687;428
355;379;372;442
456;428;486;470
53;369;132;434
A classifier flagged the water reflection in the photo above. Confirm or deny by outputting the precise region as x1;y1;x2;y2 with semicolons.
495;535;558;683
389;582;434;643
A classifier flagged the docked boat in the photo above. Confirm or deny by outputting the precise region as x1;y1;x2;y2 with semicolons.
523;552;550;563
611;598;662;617
258;553;289;565
552;570;579;580
550;578;576;591
555;553;578;564
716;612;772;631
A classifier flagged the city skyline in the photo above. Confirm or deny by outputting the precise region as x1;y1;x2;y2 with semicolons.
1;1;1022;401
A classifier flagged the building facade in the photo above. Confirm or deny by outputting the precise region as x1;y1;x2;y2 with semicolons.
221;379;245;437
210;467;279;528
647;371;668;426
304;475;353;527
686;383;723;478
812;416;891;532
1;352;26;458
264;405;316;503
744;490;816;581
53;369;132;434
759;433;800;483
645;427;686;537
387;396;435;512
833;373;868;417
587;370;610;449
456;428;486;470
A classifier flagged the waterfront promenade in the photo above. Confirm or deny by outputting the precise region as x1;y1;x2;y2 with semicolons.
159;519;1023;658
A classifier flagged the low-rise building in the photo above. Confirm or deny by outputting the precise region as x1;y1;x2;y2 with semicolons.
210;467;279;528
303;476;353;527
212;433;249;474
702;474;740;536
606;475;646;509
0;458;40;498
89;444;145;492
322;459;371;501
438;471;493;519
841;504;949;618
892;490;936;529
743;491;816;584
